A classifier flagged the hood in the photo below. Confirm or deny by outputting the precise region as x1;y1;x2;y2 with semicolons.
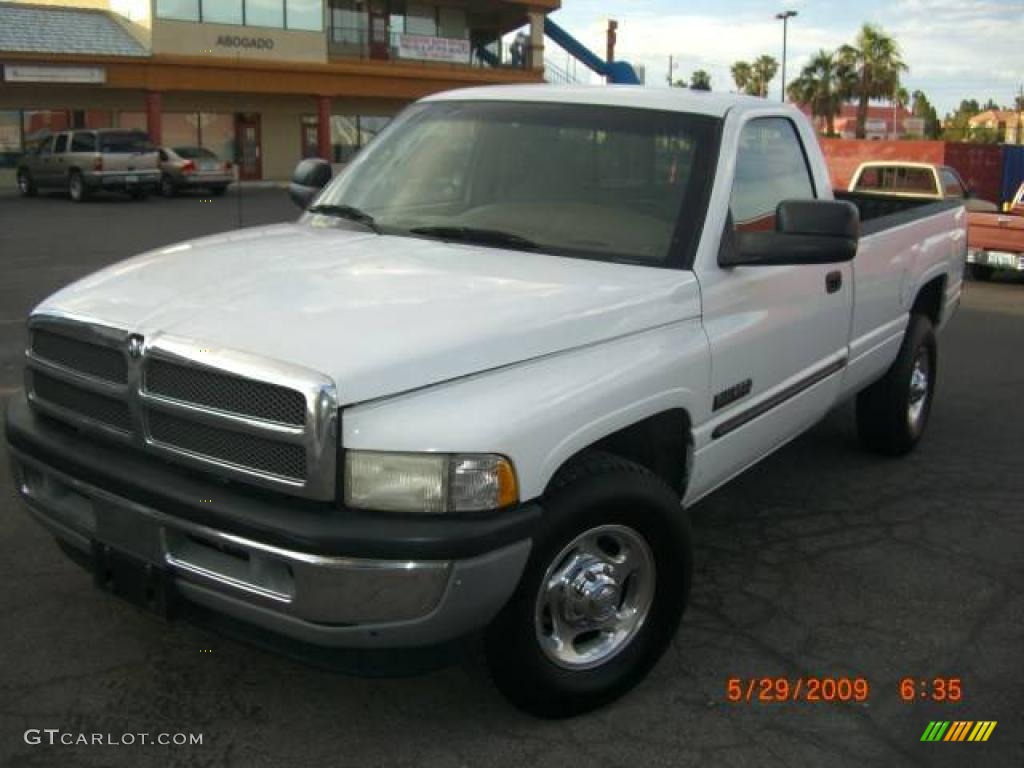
34;222;702;404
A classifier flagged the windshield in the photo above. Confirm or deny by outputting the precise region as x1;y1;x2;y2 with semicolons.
311;101;720;265
99;131;154;153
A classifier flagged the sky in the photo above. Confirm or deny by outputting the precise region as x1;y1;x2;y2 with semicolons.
546;0;1022;115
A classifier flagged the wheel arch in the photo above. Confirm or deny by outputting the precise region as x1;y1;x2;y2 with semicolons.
911;274;946;327
544;408;694;499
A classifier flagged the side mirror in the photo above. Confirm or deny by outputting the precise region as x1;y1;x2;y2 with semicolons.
721;200;859;267
288;158;332;210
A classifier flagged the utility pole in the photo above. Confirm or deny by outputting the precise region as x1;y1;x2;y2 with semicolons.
1017;83;1023;145
776;10;797;102
667;55;676;86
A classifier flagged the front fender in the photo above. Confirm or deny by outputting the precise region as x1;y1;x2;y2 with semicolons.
341;319;711;501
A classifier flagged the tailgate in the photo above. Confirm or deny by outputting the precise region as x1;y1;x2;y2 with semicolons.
968;212;1024;253
103;151;159;173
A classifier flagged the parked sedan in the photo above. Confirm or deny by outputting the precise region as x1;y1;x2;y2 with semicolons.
158;146;233;197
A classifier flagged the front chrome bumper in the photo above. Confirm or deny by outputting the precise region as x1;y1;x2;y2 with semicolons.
9;448;530;648
967;248;1024;271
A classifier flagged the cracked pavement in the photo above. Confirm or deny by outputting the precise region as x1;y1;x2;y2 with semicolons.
1;188;1021;767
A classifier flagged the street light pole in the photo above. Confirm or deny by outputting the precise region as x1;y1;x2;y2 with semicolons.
776;10;797;102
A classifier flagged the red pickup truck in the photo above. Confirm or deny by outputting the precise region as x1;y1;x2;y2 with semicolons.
967;182;1024;280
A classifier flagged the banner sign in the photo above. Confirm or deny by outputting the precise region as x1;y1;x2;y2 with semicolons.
397;34;470;64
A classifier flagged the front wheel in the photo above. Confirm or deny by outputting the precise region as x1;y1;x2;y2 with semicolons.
485;452;692;718
17;170;37;197
856;314;937;456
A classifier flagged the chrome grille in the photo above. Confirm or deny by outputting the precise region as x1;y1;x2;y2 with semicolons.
31;371;132;433
147;410;307;481
145;358;306;426
24;316;338;499
32;328;127;383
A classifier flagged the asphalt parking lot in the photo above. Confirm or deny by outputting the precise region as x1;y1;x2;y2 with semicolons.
1;187;1021;767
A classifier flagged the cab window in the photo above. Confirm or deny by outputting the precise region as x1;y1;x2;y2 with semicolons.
730;118;815;232
939;168;965;198
54;134;69;153
71;132;96;152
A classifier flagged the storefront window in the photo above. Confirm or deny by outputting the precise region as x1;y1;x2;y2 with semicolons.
22;110;71;140
162;113;201;148
0;111;21;168
437;6;465;39
200;113;236;162
245;0;284;27
156;0;200;21
330;114;391;163
286;0;322;30
203;0;243;24
117;112;148;132
405;3;436;35
331;0;366;44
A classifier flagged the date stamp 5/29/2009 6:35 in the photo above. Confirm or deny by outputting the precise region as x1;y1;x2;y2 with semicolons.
724;677;964;704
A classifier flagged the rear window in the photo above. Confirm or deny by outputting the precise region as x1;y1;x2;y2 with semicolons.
173;146;217;159
99;131;154;153
855;166;936;195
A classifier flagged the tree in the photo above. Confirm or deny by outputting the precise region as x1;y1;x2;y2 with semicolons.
786;49;851;135
911;90;940;139
838;23;908;139
750;55;779;98
731;57;777;97
942;99;982;142
731;61;752;93
690;69;712;91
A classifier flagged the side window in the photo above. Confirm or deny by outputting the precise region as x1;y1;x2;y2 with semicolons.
939;168;964;198
159;149;168;161
730;118;815;232
54;134;69;153
71;132;96;152
35;137;54;156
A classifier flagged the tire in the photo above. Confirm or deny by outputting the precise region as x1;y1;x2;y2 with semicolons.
209;185;228;196
856;314;937;456
68;171;88;203
16;169;37;197
968;263;993;281
129;188;149;201
159;175;177;198
485;451;692;718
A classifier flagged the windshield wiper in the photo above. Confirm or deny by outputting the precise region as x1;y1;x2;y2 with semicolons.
306;204;381;234
408;225;540;250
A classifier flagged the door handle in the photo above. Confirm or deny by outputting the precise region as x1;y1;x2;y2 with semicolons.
825;270;843;294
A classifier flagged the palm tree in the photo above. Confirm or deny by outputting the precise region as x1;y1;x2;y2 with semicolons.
838;24;908;139
690;69;712;91
731;61;752;93
786;49;850;135
750;55;779;98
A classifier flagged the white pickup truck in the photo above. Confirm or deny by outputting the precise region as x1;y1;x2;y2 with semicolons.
5;86;966;718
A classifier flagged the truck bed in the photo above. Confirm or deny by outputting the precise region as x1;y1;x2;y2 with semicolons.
834;190;958;233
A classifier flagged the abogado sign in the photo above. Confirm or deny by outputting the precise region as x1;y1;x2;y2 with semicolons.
397;34;470;64
216;35;276;51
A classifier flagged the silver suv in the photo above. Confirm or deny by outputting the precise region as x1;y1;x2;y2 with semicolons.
16;129;160;202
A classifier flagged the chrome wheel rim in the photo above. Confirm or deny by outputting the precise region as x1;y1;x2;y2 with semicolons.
534;524;656;670
17;173;28;193
907;348;930;429
69;176;82;200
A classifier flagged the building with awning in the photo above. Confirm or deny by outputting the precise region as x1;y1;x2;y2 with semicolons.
0;0;555;180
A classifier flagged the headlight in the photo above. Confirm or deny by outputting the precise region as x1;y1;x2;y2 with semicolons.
344;451;518;513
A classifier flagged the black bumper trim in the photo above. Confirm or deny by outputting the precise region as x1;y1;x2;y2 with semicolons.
5;395;541;560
